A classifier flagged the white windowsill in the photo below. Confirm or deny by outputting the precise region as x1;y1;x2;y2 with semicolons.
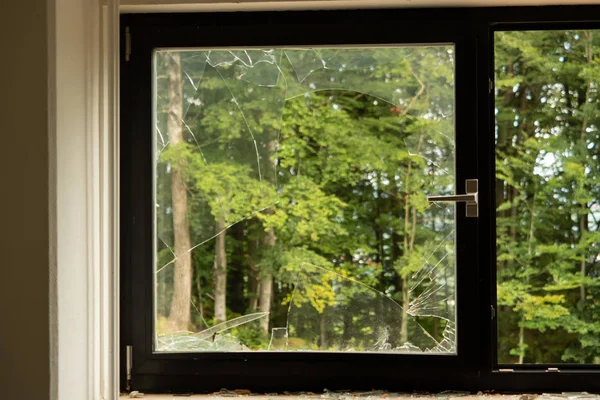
119;395;526;400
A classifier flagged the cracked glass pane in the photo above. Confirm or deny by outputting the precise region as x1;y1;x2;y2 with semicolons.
153;45;456;353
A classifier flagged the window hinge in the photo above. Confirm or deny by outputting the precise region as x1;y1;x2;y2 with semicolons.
489;78;493;94
491;304;496;320
499;368;514;373
546;367;560;373
125;27;131;62
126;345;133;390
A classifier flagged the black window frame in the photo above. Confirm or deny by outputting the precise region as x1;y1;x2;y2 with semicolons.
488;18;600;386
120;5;600;394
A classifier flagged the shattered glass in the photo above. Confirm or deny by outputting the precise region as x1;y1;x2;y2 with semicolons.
285;262;455;352
153;46;456;353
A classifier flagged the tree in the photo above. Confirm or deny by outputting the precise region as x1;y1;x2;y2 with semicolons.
164;52;194;332
213;215;227;324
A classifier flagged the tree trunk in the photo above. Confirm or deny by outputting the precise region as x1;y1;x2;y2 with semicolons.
342;300;353;349
375;172;384;269
259;227;275;334
518;325;525;364
497;63;514;220
400;277;409;343
248;270;259;312
228;222;246;314
399;135;423;344
391;179;403;289
195;270;204;324
496;91;511;213
399;204;417;344
258;136;278;334
247;234;260;312
495;69;515;284
320;308;328;350
165;53;193;332
579;203;589;303
579;31;592;304
213;217;227;324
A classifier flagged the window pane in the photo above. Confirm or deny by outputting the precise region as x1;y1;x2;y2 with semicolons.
495;30;600;364
153;46;456;353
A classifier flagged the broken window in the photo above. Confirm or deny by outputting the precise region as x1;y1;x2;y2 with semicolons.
153;46;457;353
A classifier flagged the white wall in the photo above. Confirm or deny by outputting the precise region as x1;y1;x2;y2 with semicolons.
54;0;92;397
0;1;51;399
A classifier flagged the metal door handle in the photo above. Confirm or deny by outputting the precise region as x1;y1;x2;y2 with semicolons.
427;179;478;218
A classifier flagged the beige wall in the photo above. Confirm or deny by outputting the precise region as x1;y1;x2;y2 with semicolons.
0;1;50;399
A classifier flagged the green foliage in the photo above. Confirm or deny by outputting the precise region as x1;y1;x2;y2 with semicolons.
496;29;600;364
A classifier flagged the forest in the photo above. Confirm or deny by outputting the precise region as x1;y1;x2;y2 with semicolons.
495;30;600;364
152;30;600;364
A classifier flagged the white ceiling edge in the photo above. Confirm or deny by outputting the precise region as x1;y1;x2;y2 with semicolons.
120;0;600;13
